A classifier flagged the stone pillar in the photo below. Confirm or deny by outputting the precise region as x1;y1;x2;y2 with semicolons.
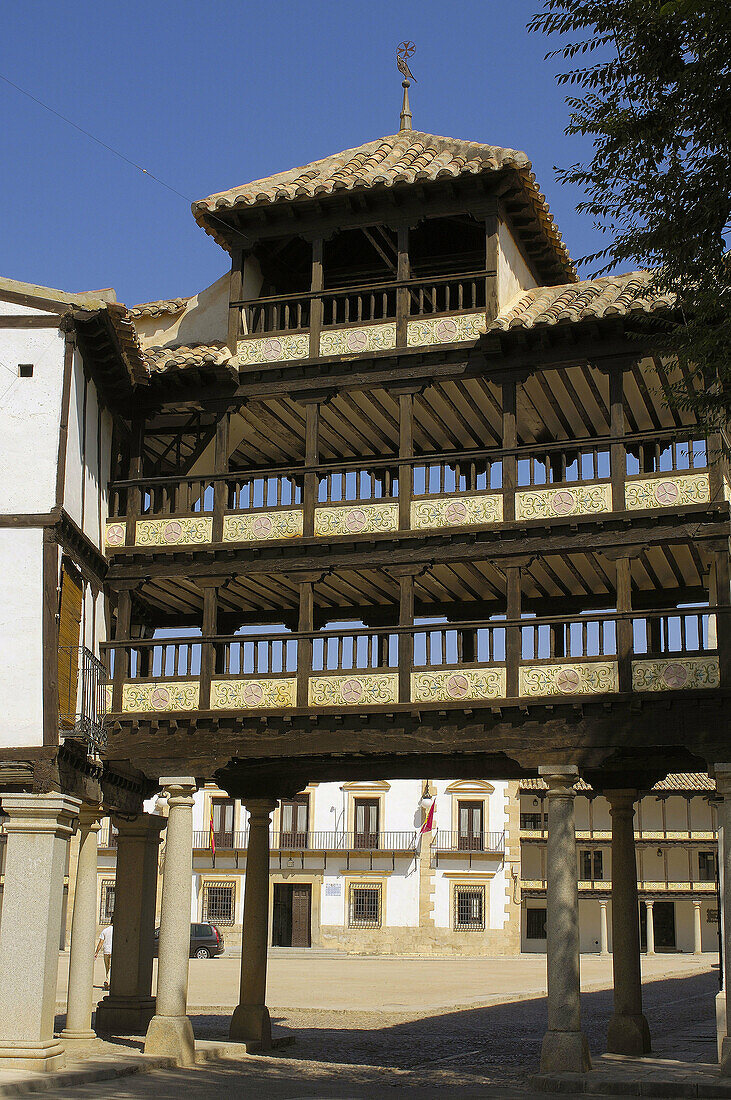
95;812;166;1035
60;805;103;1041
714;766;731;1073
230;798;276;1048
0;793;80;1071
693;900;703;955
538;766;591;1074
144;779;196;1066
598;899;610;956
606;789;651;1055
646;900;656;956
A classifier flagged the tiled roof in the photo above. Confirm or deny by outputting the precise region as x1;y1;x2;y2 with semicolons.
130;297;190;319
519;774;714;794
192;130;575;280
144;342;231;374
489;272;674;333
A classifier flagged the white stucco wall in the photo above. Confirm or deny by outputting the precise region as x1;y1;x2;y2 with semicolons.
134;269;263;350
62;352;111;550
498;220;538;310
0;527;45;746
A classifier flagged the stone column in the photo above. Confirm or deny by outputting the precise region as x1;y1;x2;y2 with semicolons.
715;766;731;1073
693;900;703;955
646;900;656;956
598;899;610;956
95;812;166;1035
0;793;80;1071
538;766;591;1074
230;798;276;1048
60;804;103;1041
606;789;651;1055
144;779;196;1065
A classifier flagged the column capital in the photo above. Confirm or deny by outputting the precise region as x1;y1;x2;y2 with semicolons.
538;765;580;797
78;804;104;832
598;898;609;909
111;811;166;841
605;789;639;816
645;898;654;908
244;798;277;824
159;778;196;807
0;793;80;839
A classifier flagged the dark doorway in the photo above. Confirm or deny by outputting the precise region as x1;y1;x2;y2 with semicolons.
272;883;312;947
458;801;484;851
354;798;380;849
640;900;677;951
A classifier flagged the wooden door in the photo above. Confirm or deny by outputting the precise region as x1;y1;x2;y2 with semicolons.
458;801;484;851
280;795;309;848
57;561;83;729
354;798;379;849
272;884;292;946
211;798;235;847
291;884;311;947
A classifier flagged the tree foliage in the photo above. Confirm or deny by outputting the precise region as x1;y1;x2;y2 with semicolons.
529;0;731;426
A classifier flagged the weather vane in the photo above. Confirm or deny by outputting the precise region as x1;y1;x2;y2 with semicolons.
397;41;416;132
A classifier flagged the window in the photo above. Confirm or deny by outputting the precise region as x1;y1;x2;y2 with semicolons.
99;880;115;924
698;851;718;881
211;799;235;847
454;885;485;931
458;802;484;851
520;812;547;830
349;883;382;928
579;849;604;881
708;908;719;924
354;799;379;849
202;881;236;925
280;794;309;848
18;364;33;378
526;907;547;939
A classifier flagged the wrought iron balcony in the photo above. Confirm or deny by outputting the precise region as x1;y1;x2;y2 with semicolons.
432;829;505;855
58;646;107;753
190;829;418;853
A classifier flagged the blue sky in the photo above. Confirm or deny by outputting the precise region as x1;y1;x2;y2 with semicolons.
2;0;608;307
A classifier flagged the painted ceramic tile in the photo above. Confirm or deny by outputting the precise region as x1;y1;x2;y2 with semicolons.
104;521;126;549
135;517;213;547
406;311;487;348
210;678;297;709
411;667;506;703
632;656;720;692
519;661;619;698
319;323;396;357
411;493;502;530
237;333;309;365
223;509;303;543
122;681;200;712
624;472;710;510
515;483;612;521
314;502;398;537
308;673;398;707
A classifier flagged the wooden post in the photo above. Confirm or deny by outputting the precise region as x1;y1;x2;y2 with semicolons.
303;401;320;538
615;557;633;693
125;416;145;546
505;564;521;698
398;573;415;706
609;365;626;513
708;431;727;503
502;378;517;522
297;579;315;708
227;247;244;354
212;412;231;543
398;392;414;531
396;226;410;347
198;584;219;710
309;239;324;359
112;590;132;712
485;213;499;323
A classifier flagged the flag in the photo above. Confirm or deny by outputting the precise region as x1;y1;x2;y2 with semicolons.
420;799;435;834
209;808;216;858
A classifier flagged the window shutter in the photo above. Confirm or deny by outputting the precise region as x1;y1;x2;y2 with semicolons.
58;562;83;729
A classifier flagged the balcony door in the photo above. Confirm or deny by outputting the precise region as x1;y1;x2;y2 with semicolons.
354;798;379;849
458;801;484;851
280;794;309;848
211;798;235;848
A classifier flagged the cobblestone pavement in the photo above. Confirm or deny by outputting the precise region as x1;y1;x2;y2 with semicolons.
59;966;719;1097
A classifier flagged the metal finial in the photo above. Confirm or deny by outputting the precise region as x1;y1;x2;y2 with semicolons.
397;41;416;131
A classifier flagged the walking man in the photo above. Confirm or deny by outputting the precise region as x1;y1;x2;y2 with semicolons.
94;921;113;990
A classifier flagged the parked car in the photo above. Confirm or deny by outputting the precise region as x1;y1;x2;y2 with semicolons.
153;922;224;959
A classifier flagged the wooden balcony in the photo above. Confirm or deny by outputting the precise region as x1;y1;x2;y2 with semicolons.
521;879;718;896
104;428;719;553
102;607;723;717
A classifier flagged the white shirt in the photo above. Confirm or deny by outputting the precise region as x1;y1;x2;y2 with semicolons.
99;924;113;954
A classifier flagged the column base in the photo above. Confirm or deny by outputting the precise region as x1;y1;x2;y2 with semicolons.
95;996;156;1036
144;1014;195;1067
540;1030;592;1074
0;1039;65;1072
720;1034;731;1076
59;1028;97;1042
716;991;726;1062
607;1011;651;1056
229;1004;272;1049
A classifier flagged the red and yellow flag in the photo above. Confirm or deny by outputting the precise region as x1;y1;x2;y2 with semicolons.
420;799;435;834
209;808;216;857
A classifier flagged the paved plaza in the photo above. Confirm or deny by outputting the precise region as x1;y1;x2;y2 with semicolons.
46;952;721;1097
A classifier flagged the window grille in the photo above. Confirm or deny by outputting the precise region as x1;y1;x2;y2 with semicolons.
349;883;382;928
454;884;485;931
202;881;236;925
99;880;115;924
698;851;717;881
526;907;547;939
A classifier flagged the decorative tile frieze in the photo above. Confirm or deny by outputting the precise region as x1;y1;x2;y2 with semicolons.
237;332;309;365
121;681;200;712
519;661;619;698
104;521;127;549
104;684;113;710
308;673;398;707
134;516;213;547
632;655;720;692
624;472;710;510
210;678;297;709
406;311;487;348
223;509;303;543
319;323;396;357
411;667;506;703
515;482;612;521
314;502;398;537
410;493;502;530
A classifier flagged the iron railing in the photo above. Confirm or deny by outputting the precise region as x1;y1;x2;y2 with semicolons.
58;646;107;753
432;830;505;854
191;829;418;852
